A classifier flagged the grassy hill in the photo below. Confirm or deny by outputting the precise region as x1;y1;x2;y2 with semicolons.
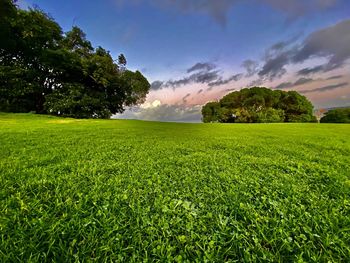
0;113;349;262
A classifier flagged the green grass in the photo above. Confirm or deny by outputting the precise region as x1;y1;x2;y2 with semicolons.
0;113;349;262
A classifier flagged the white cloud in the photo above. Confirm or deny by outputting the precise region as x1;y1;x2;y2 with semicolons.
113;104;202;122
140;99;162;109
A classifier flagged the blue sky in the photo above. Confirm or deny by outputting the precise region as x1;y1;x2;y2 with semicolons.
20;0;350;121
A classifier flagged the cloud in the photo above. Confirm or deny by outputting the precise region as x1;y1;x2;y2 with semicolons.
299;82;348;94
182;93;191;103
264;38;298;60
259;19;350;81
140;99;162;109
114;103;202;122
262;0;338;17
117;0;339;26
224;88;235;92
197;89;203;94
248;78;264;87
292;19;350;69
159;62;220;89
242;60;259;77
297;65;325;76
155;0;238;26
274;82;293;90
294;77;314;85
275;77;314;89
326;75;343;80
151;80;164;90
208;73;243;87
187;62;216;73
152;61;242;90
163;70;221;89
258;51;290;80
257;37;299;80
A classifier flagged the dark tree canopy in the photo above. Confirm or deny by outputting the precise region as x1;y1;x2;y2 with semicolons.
202;87;317;123
320;108;350;123
0;1;150;118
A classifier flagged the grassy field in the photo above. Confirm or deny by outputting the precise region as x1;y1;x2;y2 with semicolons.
0;113;349;262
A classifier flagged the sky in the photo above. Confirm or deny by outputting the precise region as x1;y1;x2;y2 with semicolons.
20;0;350;122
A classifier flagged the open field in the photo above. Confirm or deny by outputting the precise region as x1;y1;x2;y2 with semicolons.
0;113;349;262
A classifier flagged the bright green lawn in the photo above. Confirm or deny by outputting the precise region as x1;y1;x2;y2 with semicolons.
0;113;349;262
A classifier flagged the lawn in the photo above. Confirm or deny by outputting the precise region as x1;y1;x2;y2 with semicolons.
0;113;349;262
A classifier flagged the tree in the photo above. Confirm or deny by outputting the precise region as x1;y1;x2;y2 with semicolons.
202;87;316;123
0;0;17;53
44;39;150;119
0;3;150;118
320;108;350;123
0;4;63;113
118;54;127;72
278;91;316;122
201;102;221;123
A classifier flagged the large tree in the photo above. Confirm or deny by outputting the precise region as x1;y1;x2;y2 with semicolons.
320;108;350;123
0;2;63;113
0;1;150;118
202;87;317;123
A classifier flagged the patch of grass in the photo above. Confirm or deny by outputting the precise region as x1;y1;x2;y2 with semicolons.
0;113;349;262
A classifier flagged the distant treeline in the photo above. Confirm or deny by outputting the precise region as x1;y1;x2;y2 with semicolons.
0;0;150;118
202;87;317;123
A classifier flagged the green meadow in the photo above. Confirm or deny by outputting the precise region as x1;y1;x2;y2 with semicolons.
0;113;349;262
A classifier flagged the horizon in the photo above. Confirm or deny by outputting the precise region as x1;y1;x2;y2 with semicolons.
19;0;350;122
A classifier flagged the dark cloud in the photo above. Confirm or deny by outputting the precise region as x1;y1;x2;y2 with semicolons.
326;75;343;80
152;19;349;92
208;73;243;87
294;77;314;85
162;70;220;89
300;82;348;94
275;77;314;89
259;19;350;80
248;78;264;87
151;70;220;90
242;59;259;77
275;82;293;90
151;80;164;90
297;65;325;76
258;37;300;80
162;62;220;89
292;19;350;69
258;51;290;80
197;89;203;94
152;61;242;90
182;93;191;103
225;88;235;92
195;70;221;83
187;62;216;73
206;86;213;91
264;38;298;60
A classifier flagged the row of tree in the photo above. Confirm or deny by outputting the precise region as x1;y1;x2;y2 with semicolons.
202;87;317;123
0;0;150;118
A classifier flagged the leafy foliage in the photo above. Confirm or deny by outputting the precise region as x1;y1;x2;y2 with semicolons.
202;87;317;123
0;1;150;118
0;113;349;261
320;108;350;123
